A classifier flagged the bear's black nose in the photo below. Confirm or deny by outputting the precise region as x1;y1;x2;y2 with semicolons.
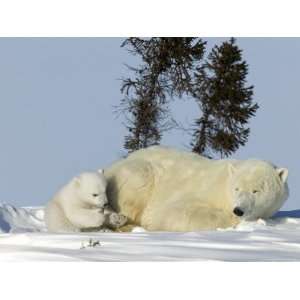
233;207;244;217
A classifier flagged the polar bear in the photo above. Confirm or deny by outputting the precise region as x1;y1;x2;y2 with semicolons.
44;170;127;233
104;146;289;231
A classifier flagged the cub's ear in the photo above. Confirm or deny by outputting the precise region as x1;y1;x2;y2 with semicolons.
97;169;104;174
228;163;237;178
73;176;81;187
277;168;289;183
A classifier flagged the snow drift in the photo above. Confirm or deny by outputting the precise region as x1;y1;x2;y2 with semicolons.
0;204;45;233
0;203;300;261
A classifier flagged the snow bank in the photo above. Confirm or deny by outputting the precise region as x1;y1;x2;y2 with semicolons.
0;203;300;261
0;204;46;233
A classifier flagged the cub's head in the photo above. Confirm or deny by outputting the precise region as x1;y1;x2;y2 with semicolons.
73;169;108;208
229;160;289;221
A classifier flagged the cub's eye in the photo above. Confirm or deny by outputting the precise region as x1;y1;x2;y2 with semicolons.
252;190;259;194
235;188;239;191
92;194;99;197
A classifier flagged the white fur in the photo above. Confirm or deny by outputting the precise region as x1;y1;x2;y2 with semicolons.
45;171;108;232
229;159;289;221
105;146;289;231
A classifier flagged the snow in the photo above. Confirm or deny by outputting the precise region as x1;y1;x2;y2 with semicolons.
0;204;46;233
0;203;300;261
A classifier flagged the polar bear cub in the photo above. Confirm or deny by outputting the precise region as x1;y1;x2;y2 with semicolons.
44;170;127;233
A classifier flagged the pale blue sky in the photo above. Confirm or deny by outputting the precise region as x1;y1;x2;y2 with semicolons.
0;38;298;210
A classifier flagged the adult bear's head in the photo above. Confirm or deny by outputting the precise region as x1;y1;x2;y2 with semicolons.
228;160;289;221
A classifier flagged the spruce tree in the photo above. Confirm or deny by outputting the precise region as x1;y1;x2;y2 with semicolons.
191;38;259;158
120;38;206;153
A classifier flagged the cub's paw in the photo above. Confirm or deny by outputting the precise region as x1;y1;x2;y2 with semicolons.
108;213;128;228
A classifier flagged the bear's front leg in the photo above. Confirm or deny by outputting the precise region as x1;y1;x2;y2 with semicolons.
103;208;128;229
66;208;106;229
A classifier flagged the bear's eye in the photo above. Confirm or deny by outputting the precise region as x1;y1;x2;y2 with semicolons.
235;188;239;191
92;194;99;197
252;190;259;194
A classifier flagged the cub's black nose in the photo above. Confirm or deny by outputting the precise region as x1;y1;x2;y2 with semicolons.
233;207;244;217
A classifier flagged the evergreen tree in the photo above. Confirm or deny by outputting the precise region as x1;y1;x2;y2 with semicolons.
120;37;258;157
120;38;206;153
191;38;259;158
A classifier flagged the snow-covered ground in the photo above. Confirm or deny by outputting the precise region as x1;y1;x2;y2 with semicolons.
0;203;300;261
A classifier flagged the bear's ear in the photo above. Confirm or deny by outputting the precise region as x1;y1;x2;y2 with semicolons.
73;176;81;187
228;163;237;178
97;169;104;175
277;168;289;183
